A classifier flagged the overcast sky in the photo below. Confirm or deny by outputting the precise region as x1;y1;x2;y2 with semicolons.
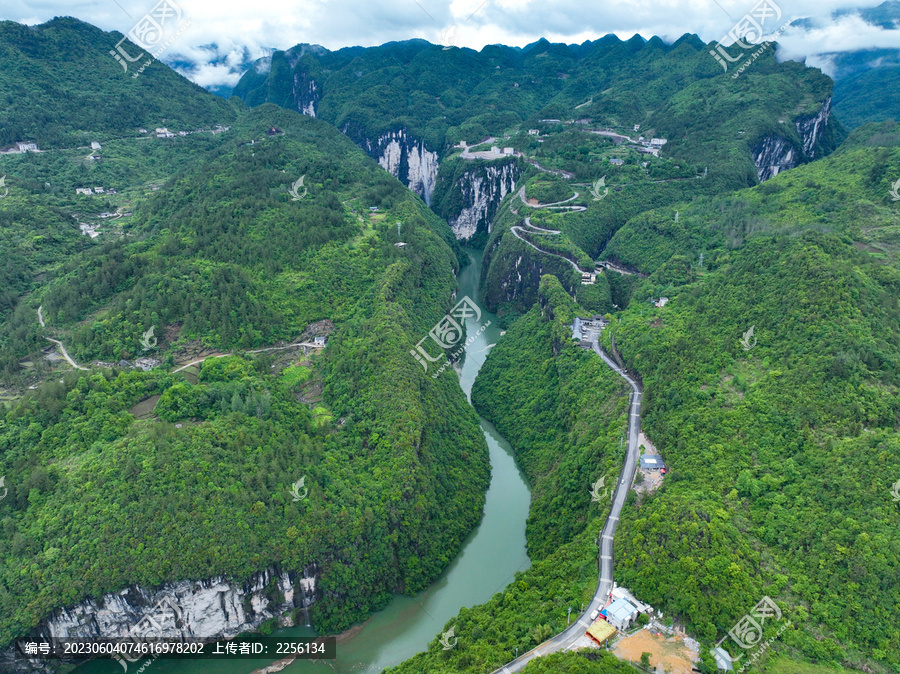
5;0;899;88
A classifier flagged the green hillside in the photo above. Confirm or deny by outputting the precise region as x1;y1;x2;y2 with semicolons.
390;126;900;673
833;67;900;129
0;17;236;148
0;19;488;651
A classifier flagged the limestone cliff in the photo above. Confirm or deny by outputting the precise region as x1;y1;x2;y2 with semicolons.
753;96;834;181
2;565;317;673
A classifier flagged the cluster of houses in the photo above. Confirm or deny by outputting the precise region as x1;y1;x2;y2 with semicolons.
92;357;160;371
139;124;229;139
75;187;117;195
631;136;668;157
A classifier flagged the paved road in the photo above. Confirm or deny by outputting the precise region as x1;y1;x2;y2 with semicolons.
508;186;590;271
490;337;642;673
171;341;324;373
509;217;586;272
44;337;89;371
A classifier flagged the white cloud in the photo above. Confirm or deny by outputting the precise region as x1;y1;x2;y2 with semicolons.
3;0;898;88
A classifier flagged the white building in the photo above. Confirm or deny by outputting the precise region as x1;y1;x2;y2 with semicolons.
503;147;514;155
650;138;667;147
712;647;734;671
16;142;38;152
604;597;639;631
91;141;102;150
611;586;652;614
528;129;539;135
75;188;93;195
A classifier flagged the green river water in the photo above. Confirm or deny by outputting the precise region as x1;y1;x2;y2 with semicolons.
72;248;531;674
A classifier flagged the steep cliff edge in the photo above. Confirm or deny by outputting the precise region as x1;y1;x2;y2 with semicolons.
431;158;525;243
1;565;317;673
753;97;841;181
350;127;440;204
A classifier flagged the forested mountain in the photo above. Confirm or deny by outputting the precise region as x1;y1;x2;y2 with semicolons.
0;18;490;657
3;10;898;674
409;124;900;673
0;17;237;148
232;32;852;328
233;34;843;198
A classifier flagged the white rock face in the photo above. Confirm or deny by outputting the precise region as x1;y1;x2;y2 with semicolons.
1;566;317;673
753;97;833;182
753;135;796;181
367;129;440;205
449;162;522;240
796;96;831;157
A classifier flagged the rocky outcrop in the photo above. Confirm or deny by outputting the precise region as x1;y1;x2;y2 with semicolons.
796;96;832;158
481;235;579;314
752;97;833;181
292;73;320;117
350;128;440;204
447;161;523;240
1;565;318;673
752;135;797;181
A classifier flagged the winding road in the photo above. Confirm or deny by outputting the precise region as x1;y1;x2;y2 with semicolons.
491;334;642;673
508;187;592;272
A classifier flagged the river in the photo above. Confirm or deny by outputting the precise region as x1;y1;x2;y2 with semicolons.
72;248;531;674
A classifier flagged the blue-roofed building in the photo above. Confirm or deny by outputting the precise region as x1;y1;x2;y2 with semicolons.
604;597;638;631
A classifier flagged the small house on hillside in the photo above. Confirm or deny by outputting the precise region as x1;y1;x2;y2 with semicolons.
609;158;624;165
313;336;326;347
91;141;102;150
